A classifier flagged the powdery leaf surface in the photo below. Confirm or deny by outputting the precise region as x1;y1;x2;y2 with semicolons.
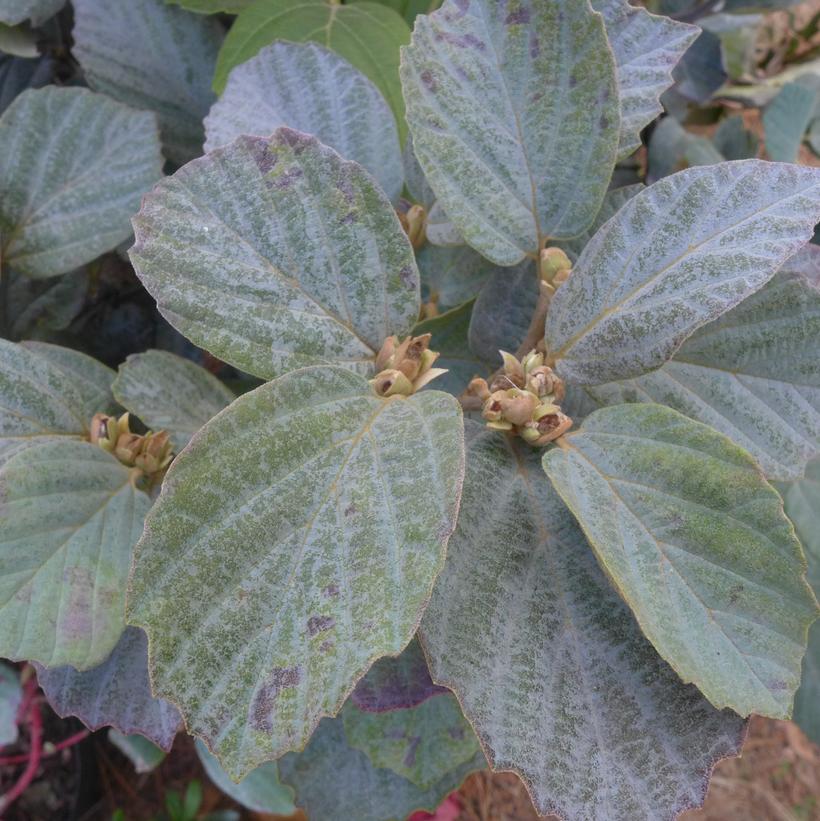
0;87;162;278
546;161;820;385
205;41;402;201
113;350;234;451
589;267;820;481
127;366;464;778
130;129;419;381
72;0;222;164
0;339;115;467
36;627;182;750
213;0;410;141
543;404;817;719
0;441;151;669
592;0;698;159
421;423;748;820
401;0;620;265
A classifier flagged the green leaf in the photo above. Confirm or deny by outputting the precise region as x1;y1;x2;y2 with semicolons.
0;22;39;58
0;662;21;745
587;263;820;481
413;302;484;396
0;54;52;117
130;129;419;381
196;740;296;815
204;41;403;201
763;81;818;163
546;161;820;386
342;694;479;789
113;350;234;451
416;243;494;310
784;459;820;745
591;0;698;159
420;423;747;819
647;116;725;182
127;366;464;778
0;0;63;26
36;627;183;750
278;715;485;821
542;404;818;718
0;440;152;669
713;114;760;161
468;260;536;365
0;339;115;467
356;0;440;27
400;0;620;265
213;0;411;142
109;729;166;773
0;87;162;278
72;0;223;166
7;268;88;340
166;0;254;12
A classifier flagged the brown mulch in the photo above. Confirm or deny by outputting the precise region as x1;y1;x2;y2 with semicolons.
456;718;820;821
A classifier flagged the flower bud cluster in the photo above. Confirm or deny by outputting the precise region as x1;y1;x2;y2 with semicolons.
89;412;173;476
468;350;572;446
371;333;448;397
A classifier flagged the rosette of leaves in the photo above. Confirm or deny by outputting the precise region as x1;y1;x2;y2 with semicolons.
0;344;234;671
29;0;812;818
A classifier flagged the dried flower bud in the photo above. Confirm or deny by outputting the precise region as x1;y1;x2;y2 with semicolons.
482;390;508;423
498;351;525;387
539;247;572;284
467;377;491;402
371;369;414;397
527;366;565;401
521;350;545;374
135;430;173;475
521;411;573;446
114;432;144;466
404;204;427;250
499;388;539;426
375;335;399;371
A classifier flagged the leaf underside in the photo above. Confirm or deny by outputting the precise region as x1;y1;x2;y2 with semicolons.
546;161;820;386
543;404;817;718
36;627;183;750
401;0;620;265
130;128;419;381
0;441;151;670
421;423;747;820
127;366;464;779
205;41;403;202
